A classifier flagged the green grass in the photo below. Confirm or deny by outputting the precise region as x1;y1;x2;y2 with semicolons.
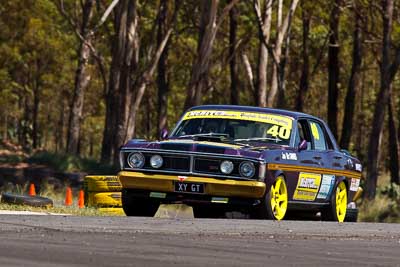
358;173;400;223
358;196;400;223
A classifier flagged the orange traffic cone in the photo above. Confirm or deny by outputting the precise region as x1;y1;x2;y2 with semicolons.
65;187;73;206
28;183;36;196
78;190;84;208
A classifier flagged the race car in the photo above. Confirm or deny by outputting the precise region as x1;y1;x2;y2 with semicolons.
118;105;363;222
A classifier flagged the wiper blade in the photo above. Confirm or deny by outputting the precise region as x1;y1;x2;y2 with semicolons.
234;137;282;143
177;133;230;138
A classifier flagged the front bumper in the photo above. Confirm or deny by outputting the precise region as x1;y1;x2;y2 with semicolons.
118;171;266;199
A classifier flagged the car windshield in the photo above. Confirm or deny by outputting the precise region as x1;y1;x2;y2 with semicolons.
172;110;293;146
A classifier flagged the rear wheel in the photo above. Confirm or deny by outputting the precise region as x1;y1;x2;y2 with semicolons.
121;189;159;217
344;208;358;222
252;176;288;220
322;181;347;222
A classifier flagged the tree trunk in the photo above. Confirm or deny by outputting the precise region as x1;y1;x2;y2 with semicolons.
295;2;310;112
32;84;39;149
229;0;239;105
157;0;170;134
32;58;42;149
339;3;362;150
266;0;299;107
21;94;30;150
254;0;272;107
366;0;394;199
66;0;95;154
241;53;256;100
101;0;138;163
108;1;176;164
183;0;238;110
146;92;152;138
184;0;219;110
388;93;400;184
124;28;173;150
113;0;140;162
56;94;66;152
327;0;342;139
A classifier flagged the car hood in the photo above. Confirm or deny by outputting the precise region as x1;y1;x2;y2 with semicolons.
122;138;289;160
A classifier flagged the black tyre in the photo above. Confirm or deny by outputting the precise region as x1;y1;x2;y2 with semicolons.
344;208;358;222
1;193;53;208
251;176;288;220
321;181;347;222
121;189;159;217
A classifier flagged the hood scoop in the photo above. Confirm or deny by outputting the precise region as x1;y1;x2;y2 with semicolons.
196;145;226;154
160;143;192;151
159;141;229;154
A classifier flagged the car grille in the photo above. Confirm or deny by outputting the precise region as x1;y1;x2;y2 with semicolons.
122;150;259;180
143;153;190;172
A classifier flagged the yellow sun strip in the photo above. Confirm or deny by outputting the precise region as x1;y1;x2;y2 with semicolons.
310;122;320;140
268;163;362;179
183;110;293;128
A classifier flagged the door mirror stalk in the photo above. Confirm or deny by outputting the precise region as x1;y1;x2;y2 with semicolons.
298;140;307;151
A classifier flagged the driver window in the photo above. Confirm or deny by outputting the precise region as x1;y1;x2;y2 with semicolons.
296;120;311;150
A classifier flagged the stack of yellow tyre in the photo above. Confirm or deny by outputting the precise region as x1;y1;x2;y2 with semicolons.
84;176;125;216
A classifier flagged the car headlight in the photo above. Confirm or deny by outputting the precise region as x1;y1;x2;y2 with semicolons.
127;152;145;168
220;160;234;174
150;155;163;169
239;161;255;178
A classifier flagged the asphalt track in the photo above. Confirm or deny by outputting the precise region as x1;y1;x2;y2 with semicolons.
0;215;399;266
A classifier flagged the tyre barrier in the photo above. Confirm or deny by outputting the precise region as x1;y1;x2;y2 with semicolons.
86;192;122;207
84;176;123;215
98;207;125;216
1;192;53;208
83;176;122;192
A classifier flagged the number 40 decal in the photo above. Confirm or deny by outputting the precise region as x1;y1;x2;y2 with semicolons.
266;125;291;139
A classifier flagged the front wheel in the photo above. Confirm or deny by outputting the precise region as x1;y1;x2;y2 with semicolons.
252;176;288;220
121;189;159;217
322;181;347;222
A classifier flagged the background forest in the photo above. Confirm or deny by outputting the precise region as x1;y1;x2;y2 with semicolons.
1;0;400;208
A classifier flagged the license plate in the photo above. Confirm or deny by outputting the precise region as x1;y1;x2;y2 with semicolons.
174;182;204;194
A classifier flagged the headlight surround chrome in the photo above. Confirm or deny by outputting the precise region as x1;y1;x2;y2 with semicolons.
239;161;255;178
127;152;145;168
150;154;163;169
220;160;234;174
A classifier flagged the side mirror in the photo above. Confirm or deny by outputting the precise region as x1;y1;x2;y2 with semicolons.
160;128;169;140
298;139;307;151
340;149;351;156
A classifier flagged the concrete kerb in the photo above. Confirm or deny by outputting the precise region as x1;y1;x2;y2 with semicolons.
154;204;194;219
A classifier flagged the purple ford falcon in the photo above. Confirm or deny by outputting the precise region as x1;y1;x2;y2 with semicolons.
118;105;363;222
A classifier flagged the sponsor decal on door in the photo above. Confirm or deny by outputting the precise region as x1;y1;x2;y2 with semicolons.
293;172;322;201
316;174;335;199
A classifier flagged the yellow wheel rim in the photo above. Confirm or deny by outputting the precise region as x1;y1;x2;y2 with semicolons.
270;177;288;220
335;181;347;222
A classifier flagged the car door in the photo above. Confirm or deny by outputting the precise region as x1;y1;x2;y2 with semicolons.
288;119;324;202
291;119;336;203
306;119;343;202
